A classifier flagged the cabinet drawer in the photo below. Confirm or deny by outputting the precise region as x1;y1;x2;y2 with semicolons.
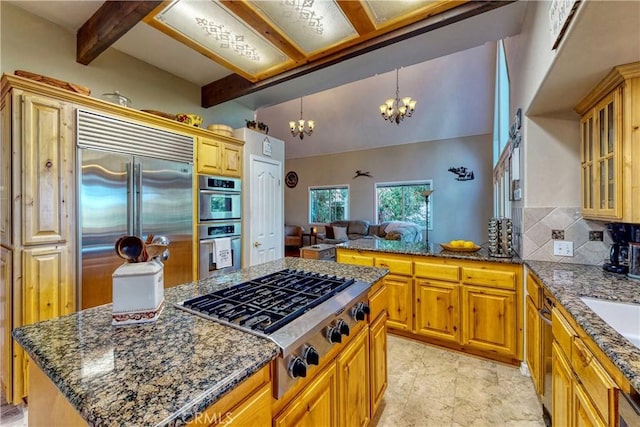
337;251;374;266
375;257;412;276
526;271;542;308
572;337;617;422
552;308;577;359
414;261;459;282
368;283;388;321
462;267;516;290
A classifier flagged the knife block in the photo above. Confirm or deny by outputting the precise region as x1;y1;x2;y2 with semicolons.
112;261;164;326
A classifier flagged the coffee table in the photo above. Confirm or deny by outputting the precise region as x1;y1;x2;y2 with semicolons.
299;244;336;261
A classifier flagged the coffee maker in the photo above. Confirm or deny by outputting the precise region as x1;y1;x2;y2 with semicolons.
604;223;631;274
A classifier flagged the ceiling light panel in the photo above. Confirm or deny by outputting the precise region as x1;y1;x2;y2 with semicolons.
364;0;442;26
250;0;358;55
152;0;290;79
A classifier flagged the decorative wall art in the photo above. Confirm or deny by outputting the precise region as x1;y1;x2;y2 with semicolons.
448;166;475;181
285;171;298;188
353;170;372;179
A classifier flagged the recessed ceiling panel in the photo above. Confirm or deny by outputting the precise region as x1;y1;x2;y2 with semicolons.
364;0;442;26
250;0;358;55
151;0;289;79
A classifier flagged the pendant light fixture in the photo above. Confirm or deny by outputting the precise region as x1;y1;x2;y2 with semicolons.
289;97;315;139
379;68;417;124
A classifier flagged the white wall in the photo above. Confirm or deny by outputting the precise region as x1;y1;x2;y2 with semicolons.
0;2;252;128
284;134;493;246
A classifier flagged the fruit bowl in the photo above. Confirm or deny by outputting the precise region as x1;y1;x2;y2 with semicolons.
176;113;202;127
440;242;481;252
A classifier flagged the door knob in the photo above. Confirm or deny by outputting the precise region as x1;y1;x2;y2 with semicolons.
253;241;262;247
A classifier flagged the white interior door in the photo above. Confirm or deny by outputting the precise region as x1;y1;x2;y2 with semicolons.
250;156;282;266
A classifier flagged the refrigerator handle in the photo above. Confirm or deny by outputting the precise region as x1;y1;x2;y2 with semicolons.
126;162;134;235
134;161;142;237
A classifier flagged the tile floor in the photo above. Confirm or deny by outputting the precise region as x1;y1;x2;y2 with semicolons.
372;334;545;427
0;334;544;427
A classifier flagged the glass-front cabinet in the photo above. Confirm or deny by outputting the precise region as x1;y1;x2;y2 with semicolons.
575;62;639;223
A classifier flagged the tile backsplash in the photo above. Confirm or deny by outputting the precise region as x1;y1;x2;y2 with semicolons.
510;206;610;265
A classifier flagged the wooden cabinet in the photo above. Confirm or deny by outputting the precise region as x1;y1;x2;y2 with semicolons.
526;295;543;395
1;87;76;404
368;281;388;419
551;307;619;427
275;363;337;427
336;325;370;427
196;135;243;177
337;248;522;364
461;285;517;356
414;279;460;344
575;62;640;222
383;274;413;331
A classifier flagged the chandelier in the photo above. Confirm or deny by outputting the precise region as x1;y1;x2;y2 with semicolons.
379;68;417;124
289;97;315;139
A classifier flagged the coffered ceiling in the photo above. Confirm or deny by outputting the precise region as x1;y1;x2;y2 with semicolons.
9;0;516;109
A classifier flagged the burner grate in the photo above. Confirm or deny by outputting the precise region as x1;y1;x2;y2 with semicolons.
180;269;355;334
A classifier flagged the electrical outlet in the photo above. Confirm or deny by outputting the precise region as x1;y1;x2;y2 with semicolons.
589;231;603;241
553;241;574;256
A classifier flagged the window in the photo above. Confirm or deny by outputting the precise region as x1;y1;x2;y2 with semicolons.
375;181;433;230
309;186;349;223
493;39;510;167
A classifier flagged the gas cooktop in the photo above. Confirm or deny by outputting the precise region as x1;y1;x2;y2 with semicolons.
177;269;355;335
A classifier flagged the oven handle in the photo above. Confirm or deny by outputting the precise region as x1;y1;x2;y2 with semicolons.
200;236;240;244
199;189;241;196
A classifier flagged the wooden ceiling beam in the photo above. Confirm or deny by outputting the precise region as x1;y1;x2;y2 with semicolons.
337;1;376;35
77;0;163;65
202;1;513;108
221;1;306;61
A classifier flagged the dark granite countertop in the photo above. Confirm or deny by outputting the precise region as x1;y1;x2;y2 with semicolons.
337;238;522;264
526;261;640;392
13;258;388;427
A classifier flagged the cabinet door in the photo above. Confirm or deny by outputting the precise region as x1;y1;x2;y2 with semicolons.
525;296;543;396
369;312;387;418
1;97;10;245
581;109;596;216
552;341;573;427
337;326;370;427
384;274;413;331
21;94;73;245
217;383;271;427
414;279;460;343
574;382;607;427
274;363;337;427
461;286;516;357
0;247;13;402
221;143;242;177
197;137;223;175
593;89;622;219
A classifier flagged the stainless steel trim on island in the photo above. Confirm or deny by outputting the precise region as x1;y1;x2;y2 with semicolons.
12;258;388;426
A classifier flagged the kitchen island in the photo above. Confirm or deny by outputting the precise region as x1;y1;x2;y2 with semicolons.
12;258;388;426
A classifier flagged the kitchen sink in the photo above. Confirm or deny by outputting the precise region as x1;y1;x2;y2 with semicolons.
580;297;640;349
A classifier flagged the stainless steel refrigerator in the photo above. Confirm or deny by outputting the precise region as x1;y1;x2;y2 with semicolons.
77;110;193;309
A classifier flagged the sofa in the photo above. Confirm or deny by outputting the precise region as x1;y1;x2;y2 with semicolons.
369;221;422;243
318;220;370;244
284;224;304;248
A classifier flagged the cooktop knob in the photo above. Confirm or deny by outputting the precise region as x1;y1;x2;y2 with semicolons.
353;302;370;321
327;326;342;344
303;346;320;366
337;320;350;336
289;357;307;378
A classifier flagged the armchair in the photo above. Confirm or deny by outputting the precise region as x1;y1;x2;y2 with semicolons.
284;225;304;248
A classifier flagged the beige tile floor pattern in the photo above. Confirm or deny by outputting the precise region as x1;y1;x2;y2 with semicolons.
372;334;545;427
1;334;544;426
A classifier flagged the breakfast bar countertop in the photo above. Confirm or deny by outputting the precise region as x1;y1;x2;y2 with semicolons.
12;258;389;427
526;260;640;392
337;237;523;264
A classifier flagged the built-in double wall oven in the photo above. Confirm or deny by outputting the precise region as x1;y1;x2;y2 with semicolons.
198;175;241;279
